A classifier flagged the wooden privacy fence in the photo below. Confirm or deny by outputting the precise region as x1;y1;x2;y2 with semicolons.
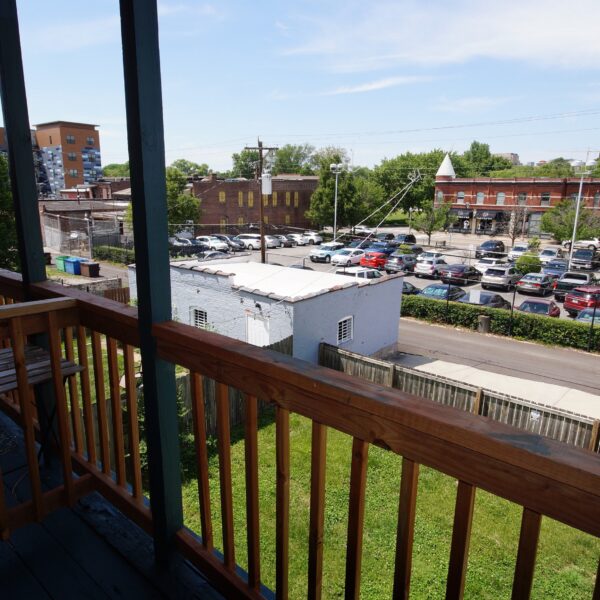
319;343;600;453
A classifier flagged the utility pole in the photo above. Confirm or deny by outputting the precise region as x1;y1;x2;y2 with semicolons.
245;139;277;263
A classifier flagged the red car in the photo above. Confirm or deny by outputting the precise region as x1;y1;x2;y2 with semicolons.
360;251;388;270
564;285;600;317
517;299;561;318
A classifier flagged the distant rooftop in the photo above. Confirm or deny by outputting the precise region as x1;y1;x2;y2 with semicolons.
34;121;99;129
166;260;390;302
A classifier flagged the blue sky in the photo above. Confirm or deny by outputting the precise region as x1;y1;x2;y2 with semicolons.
6;0;600;170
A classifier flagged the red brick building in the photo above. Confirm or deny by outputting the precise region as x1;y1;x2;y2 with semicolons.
191;174;318;231
435;154;600;234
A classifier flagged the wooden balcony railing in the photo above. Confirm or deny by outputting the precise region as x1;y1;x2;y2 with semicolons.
0;269;599;600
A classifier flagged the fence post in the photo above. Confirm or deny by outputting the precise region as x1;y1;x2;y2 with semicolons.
471;388;483;415
589;419;600;453
386;363;395;387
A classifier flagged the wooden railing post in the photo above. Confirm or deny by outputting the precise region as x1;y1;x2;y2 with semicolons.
119;0;182;563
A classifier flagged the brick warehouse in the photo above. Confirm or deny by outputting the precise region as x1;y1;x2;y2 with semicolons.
191;173;318;231
435;154;600;235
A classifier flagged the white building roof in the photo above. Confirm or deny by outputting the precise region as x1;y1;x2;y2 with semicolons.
169;260;392;302
436;154;456;178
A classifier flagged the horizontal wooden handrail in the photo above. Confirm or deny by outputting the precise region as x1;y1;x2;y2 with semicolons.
152;320;600;538
0;297;77;320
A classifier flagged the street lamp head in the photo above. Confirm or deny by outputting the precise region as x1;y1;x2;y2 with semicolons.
330;163;344;173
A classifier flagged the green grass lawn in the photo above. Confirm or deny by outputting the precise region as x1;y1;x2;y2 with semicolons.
181;408;599;599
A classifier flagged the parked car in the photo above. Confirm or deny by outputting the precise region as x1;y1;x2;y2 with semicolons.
564;286;600;317
538;245;565;265
309;242;345;263
233;233;262;250
416;251;444;263
459;291;511;309
375;232;395;242
348;238;371;249
211;234;244;252
287;233;307;246
303;231;323;245
516;273;554;295
335;266;383;279
553;271;596;301
418;284;466;301
263;235;281;249
570;248;599;271
353;225;374;236
481;265;521;291
402;281;419;295
331;248;365;267
475;239;506;259
275;234;294;248
541;259;568;279
473;257;507;274
439;264;481;285
562;237;600;251
385;252;417;274
360;251;390;270
507;242;531;262
195;250;229;261
195;235;229;252
394;233;417;245
517;299;561;318
574;308;600;325
414;257;447;278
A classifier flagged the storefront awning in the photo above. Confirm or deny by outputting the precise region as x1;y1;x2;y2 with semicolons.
452;209;472;217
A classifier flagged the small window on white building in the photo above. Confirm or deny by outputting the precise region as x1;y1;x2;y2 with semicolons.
191;308;207;329
337;316;353;344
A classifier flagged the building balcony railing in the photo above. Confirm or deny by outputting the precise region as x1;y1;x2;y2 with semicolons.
0;269;598;599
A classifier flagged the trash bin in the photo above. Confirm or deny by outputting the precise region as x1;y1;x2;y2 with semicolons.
55;255;68;272
80;261;100;277
477;314;491;333
65;257;83;275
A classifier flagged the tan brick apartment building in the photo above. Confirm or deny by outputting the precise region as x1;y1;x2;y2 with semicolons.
435;154;600;234
191;174;318;231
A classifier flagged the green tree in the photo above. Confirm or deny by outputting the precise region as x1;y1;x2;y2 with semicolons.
231;149;259;179
170;159;210;176
0;154;19;271
102;161;130;177
462;141;512;176
515;253;542;275
352;170;387;225
412;200;456;245
540;200;600;243
272;144;315;175
125;166;200;235
490;158;575;179
306;152;358;228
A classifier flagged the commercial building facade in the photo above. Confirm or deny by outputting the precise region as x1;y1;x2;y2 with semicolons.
191;173;318;231
435;155;600;234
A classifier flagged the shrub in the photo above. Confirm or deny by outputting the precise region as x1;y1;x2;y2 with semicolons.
401;295;599;352
515;252;541;274
92;245;135;264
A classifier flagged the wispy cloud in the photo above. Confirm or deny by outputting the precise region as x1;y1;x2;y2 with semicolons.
322;75;432;96
283;0;600;71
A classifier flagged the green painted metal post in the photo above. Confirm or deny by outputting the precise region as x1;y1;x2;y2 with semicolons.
0;0;46;285
119;0;183;563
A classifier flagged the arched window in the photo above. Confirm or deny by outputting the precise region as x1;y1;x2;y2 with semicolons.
496;192;505;205
476;192;484;205
457;191;465;204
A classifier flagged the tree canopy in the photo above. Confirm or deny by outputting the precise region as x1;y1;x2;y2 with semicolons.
462;141;513;176
230;149;259;179
540;200;600;242
170;159;210;176
490;158;575;179
0;154;19;271
272;144;315;175
411;201;456;244
102;161;130;177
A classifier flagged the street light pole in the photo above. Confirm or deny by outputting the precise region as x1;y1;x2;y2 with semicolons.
568;150;595;270
330;163;344;240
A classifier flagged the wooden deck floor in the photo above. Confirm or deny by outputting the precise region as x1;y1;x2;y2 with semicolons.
0;412;223;600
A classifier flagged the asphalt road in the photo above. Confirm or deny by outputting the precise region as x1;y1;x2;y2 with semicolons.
396;318;600;395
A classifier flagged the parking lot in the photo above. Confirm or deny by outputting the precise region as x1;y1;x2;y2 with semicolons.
248;229;600;321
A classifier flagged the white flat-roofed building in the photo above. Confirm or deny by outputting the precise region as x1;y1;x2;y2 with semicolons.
128;260;403;363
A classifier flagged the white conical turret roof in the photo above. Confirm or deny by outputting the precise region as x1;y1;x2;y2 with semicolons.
436;153;456;178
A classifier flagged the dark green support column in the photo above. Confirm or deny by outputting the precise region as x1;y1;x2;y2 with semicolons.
119;0;183;563
0;0;46;285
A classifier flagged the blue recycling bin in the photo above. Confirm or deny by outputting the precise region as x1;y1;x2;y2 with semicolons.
65;257;83;275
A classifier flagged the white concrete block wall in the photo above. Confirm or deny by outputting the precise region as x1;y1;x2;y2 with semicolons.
292;277;403;363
